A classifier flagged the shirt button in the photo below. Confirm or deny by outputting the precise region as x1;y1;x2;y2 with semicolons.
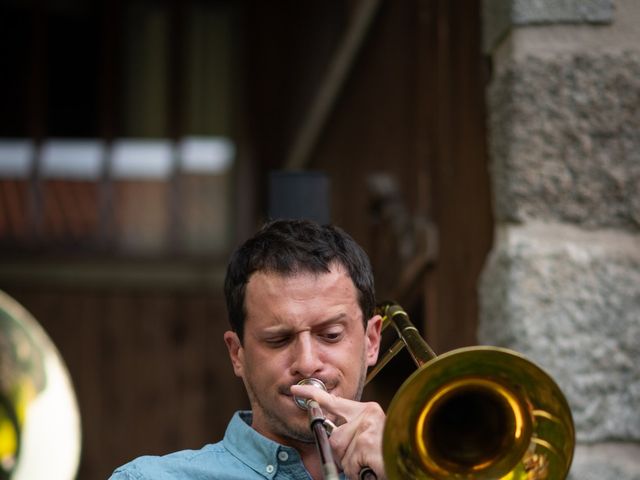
266;465;275;474
278;451;289;462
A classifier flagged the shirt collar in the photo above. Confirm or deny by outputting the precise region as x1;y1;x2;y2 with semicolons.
223;410;302;478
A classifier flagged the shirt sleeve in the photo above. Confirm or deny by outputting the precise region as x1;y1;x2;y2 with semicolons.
108;468;143;480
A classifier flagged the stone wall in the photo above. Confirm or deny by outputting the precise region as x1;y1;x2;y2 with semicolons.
481;1;640;478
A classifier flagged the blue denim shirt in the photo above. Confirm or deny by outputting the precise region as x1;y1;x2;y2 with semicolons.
109;411;345;479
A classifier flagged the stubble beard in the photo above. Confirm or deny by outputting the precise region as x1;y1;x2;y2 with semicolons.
244;375;315;443
245;354;369;445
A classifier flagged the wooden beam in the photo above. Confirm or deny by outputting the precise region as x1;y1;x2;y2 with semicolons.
285;0;383;170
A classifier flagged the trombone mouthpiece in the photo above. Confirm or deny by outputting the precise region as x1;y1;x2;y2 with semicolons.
293;377;327;409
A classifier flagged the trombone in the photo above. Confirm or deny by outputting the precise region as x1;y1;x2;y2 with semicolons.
371;302;575;479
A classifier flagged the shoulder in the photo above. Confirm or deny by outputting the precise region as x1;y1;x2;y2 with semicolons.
109;442;234;480
109;412;274;480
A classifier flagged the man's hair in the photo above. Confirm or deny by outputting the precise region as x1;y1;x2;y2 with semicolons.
224;219;376;341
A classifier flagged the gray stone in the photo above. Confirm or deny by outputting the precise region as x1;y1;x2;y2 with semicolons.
488;51;640;231
478;222;640;442
569;443;640;479
482;0;512;53
512;0;614;25
483;0;614;52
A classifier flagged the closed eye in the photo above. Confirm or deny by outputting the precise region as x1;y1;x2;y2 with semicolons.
264;336;291;348
318;329;344;343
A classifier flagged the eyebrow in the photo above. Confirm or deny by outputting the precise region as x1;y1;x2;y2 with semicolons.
260;313;349;336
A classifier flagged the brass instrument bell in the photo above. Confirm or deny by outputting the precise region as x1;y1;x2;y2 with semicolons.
371;303;574;480
0;291;81;480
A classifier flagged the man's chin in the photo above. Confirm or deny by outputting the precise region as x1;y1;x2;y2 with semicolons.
284;428;315;444
269;412;315;444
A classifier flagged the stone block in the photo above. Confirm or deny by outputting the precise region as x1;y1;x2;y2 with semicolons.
488;51;640;231
479;222;640;441
512;0;614;25
482;0;512;53
569;443;640;479
482;0;614;53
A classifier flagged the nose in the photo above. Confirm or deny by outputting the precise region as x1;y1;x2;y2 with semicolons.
290;334;323;378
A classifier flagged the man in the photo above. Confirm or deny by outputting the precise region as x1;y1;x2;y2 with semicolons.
110;219;387;479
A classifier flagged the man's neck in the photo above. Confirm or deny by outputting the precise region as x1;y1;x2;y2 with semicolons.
250;419;331;480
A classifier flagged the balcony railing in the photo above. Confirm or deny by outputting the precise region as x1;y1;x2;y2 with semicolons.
0;137;234;257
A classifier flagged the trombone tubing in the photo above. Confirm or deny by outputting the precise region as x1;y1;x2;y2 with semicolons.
307;400;340;480
366;303;437;385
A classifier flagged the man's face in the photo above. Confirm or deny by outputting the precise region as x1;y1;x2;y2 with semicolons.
224;263;381;445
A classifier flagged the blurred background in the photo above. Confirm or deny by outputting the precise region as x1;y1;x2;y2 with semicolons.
1;0;639;479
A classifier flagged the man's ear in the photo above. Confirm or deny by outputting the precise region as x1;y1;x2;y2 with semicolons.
224;331;244;378
365;314;383;367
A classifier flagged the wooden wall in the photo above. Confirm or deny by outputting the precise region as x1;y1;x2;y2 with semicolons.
242;0;493;354
0;0;493;478
3;283;246;480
